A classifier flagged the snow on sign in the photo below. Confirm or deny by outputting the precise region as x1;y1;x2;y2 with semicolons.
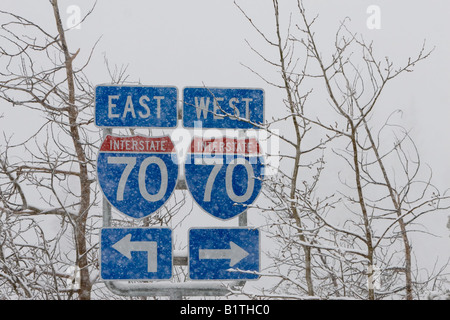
101;227;172;280
184;136;264;220
97;135;178;219
183;87;264;129
189;228;260;280
95;85;178;128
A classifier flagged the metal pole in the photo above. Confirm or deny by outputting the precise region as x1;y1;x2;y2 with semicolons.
238;129;248;228
102;128;112;227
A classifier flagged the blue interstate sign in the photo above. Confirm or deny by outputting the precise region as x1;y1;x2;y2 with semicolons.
183;87;264;129
95;85;178;128
184;136;264;220
97;135;178;219
101;228;172;280
189;228;260;280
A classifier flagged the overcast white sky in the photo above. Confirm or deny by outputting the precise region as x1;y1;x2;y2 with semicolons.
1;0;449;290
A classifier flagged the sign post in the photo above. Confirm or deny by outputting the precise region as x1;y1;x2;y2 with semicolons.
95;85;265;298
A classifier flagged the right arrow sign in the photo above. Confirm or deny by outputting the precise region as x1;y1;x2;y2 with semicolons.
189;228;260;280
199;241;249;267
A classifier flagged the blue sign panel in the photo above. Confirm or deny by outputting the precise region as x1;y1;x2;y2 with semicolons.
97;135;178;219
189;228;259;280
101;227;172;280
183;87;264;129
184;136;264;220
95;85;178;128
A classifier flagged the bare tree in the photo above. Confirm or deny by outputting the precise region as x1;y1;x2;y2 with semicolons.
0;1;192;299
0;0;99;299
296;5;449;299
236;0;450;300
235;0;341;298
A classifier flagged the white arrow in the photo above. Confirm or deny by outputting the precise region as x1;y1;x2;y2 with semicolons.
199;241;249;267
112;234;158;272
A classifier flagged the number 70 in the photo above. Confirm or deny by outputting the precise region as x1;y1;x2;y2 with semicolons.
107;156;257;203
107;156;168;202
203;158;256;203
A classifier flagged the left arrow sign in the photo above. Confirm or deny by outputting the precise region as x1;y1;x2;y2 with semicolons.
101;228;172;280
112;233;158;272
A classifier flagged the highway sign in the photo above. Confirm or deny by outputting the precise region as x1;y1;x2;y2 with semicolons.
95;85;178;128
183;87;264;129
97;135;178;219
184;136;264;220
189;228;260;280
100;227;172;280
